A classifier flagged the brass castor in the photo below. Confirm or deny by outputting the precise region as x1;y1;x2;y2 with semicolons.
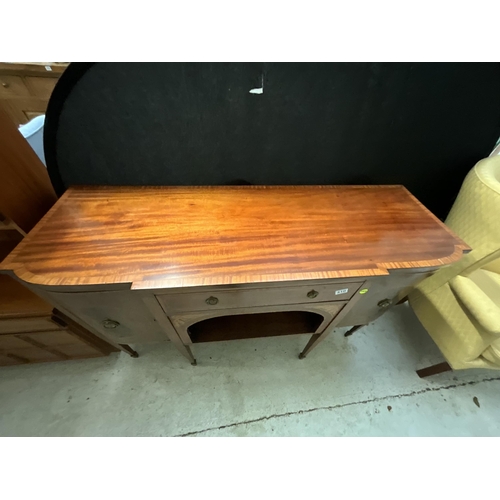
298;353;306;359
191;360;197;366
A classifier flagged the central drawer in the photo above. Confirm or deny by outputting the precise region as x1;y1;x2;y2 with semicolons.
156;281;363;314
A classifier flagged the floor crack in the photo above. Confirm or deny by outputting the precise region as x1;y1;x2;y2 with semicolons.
176;376;500;437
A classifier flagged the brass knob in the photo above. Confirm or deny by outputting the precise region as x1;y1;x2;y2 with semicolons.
102;319;120;329
307;290;319;299
1;82;10;88
377;299;391;309
205;296;219;305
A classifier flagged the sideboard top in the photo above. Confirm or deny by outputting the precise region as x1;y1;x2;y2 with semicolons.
2;185;469;289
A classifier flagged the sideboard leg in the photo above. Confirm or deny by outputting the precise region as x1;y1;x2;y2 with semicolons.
184;345;197;366
416;361;452;378
119;344;139;358
142;296;197;365
344;324;363;337
299;334;322;359
164;338;196;365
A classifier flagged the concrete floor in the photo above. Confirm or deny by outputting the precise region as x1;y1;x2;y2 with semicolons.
1;303;499;436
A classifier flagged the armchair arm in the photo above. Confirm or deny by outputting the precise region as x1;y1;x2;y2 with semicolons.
415;245;500;296
450;275;500;335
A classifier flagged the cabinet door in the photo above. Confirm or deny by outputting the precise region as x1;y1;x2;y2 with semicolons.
0;75;30;98
47;290;169;344
24;76;57;99
338;271;433;326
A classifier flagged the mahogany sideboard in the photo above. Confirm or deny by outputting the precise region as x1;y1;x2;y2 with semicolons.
0;185;469;365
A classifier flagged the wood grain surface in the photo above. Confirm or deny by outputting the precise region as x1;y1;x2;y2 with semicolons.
0;275;52;318
1;185;469;289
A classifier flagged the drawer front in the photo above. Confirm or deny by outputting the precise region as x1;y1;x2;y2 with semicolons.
47;290;170;344
0;329;109;366
157;281;363;314
0;316;62;334
0;330;105;366
0;346;60;364
1;97;48;126
0;75;30;98
24;76;57;99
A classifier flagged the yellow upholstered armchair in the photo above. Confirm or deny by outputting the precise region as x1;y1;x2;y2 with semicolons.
409;155;500;376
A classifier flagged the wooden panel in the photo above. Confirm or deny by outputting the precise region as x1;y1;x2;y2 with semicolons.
0;275;52;318
0;327;115;367
0;63;67;77
1;98;48;126
24;111;44;121
157;281;362;314
47;290;169;343
0;335;30;350
24;77;57;99
0;99;27;126
0;76;30;98
337;271;433;327
143;295;196;364
0;63;66;126
1;186;469;289
30;329;80;347
0;316;60;334
51;308;121;355
0;108;57;233
0;234;22;261
0;345;60;363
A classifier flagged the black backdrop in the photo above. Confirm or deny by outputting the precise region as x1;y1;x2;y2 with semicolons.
44;63;500;219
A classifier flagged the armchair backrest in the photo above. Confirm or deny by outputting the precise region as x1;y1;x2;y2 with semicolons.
445;155;500;274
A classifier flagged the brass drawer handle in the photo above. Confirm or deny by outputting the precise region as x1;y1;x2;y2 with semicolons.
205;296;219;306
307;290;319;299
1;82;10;89
377;299;391;309
102;319;120;329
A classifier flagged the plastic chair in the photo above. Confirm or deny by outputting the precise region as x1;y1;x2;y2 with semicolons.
19;115;46;166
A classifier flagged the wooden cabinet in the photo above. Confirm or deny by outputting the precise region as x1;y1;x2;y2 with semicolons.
0;62;68;127
0;106;134;367
1;185;470;366
0;275;118;366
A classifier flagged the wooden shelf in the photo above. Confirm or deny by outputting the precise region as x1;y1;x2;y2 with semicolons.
0;236;21;262
188;311;324;343
0;213;25;237
0;275;52;319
